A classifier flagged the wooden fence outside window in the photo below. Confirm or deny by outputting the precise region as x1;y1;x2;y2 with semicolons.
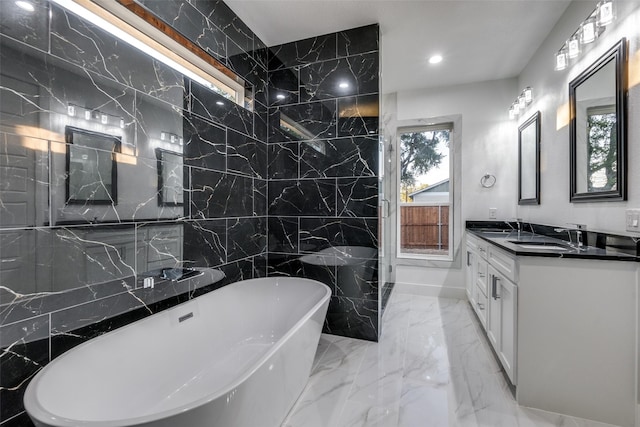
400;204;449;254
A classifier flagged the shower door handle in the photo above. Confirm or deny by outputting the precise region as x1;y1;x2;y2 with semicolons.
380;198;390;218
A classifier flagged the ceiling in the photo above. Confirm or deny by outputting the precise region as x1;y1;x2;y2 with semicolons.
225;0;573;94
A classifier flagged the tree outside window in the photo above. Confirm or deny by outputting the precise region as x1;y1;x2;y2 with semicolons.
586;108;616;191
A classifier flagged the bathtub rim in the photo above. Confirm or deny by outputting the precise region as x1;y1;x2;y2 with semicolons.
24;277;331;427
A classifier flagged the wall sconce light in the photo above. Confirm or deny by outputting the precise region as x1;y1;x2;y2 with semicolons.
581;16;597;44
554;0;615;71
555;47;568;71
68;103;124;129
597;0;614;26
508;87;534;120
518;94;526;109
567;35;581;59
160;131;183;145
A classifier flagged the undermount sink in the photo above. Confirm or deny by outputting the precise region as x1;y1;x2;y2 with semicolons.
507;240;571;251
475;228;512;233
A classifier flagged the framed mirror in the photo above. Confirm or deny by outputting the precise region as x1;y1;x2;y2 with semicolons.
65;126;120;205
569;38;627;202
156;148;184;206
518;111;541;205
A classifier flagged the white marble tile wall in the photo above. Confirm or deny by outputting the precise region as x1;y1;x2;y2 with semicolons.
282;292;622;427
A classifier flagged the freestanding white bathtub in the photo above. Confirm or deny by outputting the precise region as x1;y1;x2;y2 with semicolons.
24;277;331;427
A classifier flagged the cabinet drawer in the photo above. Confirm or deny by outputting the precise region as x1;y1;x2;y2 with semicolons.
477;241;488;260
466;234;480;249
474;288;488;328
466;234;488;259
488;245;517;282
476;258;488;295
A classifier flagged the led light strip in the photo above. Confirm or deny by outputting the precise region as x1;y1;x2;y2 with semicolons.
50;0;243;102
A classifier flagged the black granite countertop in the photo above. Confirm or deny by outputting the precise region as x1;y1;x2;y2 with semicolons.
466;221;639;262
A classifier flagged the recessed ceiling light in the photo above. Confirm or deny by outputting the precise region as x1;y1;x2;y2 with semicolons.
216;101;224;106
339;82;350;89
428;54;443;65
276;94;286;100
15;1;35;12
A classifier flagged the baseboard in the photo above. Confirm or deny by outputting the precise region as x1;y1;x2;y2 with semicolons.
394;282;466;299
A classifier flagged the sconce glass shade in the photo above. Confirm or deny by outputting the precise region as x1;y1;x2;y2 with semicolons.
67;105;76;116
597;0;614;27
84;110;92;120
524;87;533;103
555;48;568;70
568;36;581;58
581;16;597;44
513;101;520;116
518;94;526;109
509;106;515;120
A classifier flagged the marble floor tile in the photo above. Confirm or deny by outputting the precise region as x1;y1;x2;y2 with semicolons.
285;293;623;427
335;399;400;427
282;366;356;427
313;335;371;375
397;380;450;427
348;367;403;407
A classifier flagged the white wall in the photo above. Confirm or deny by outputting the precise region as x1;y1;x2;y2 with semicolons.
398;78;520;221
517;0;640;234
387;78;518;292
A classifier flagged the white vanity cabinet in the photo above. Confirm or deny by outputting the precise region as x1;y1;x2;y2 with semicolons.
464;230;637;427
465;233;517;385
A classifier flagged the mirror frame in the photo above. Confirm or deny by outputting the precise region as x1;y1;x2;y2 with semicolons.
65;126;120;205
569;38;627;202
518;111;541;205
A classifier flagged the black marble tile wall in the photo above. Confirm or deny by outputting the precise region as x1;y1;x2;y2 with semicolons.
0;0;269;423
266;25;380;342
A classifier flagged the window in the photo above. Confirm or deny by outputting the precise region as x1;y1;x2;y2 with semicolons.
53;0;246;107
397;124;453;259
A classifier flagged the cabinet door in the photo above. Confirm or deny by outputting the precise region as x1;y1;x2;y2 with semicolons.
487;265;518;385
465;245;476;303
498;276;517;385
487;266;500;351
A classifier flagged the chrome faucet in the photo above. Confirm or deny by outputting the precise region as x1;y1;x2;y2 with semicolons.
554;224;587;249
505;218;524;237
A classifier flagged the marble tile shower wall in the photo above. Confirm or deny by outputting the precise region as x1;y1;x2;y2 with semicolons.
266;25;380;342
0;1;269;424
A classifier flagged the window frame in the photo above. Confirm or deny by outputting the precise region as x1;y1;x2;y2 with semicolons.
396;123;454;261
